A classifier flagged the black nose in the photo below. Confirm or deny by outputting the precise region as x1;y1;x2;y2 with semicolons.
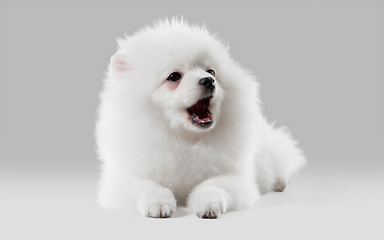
199;77;215;92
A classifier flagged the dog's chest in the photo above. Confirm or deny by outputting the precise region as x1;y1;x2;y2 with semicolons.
149;141;233;183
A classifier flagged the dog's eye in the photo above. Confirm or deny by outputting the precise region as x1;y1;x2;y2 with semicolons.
206;69;215;76
167;72;182;82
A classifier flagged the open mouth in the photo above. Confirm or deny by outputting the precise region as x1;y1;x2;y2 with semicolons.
187;96;213;128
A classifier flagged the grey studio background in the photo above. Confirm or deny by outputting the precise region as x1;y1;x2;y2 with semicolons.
1;0;383;239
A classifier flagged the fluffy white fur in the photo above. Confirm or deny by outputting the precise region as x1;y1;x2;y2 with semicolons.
96;18;305;218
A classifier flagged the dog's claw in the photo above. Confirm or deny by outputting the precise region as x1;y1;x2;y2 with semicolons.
201;210;218;219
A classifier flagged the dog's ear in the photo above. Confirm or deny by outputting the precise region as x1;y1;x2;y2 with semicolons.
110;51;131;76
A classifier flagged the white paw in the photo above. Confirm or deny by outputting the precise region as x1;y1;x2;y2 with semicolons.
138;186;177;218
273;177;287;192
188;187;229;219
146;201;176;218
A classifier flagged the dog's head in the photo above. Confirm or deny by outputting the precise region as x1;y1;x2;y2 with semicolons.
107;19;236;133
152;65;224;132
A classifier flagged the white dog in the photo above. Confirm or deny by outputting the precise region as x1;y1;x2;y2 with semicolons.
96;18;305;218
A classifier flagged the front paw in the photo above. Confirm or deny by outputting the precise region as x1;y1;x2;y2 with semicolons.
188;187;229;219
146;201;176;218
138;186;177;218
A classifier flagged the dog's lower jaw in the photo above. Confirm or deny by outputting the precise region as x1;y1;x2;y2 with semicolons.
190;113;214;128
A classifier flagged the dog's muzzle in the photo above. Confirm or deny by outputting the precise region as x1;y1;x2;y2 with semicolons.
199;77;215;93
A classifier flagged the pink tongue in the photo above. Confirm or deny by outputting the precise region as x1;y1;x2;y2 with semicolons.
190;100;206;117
